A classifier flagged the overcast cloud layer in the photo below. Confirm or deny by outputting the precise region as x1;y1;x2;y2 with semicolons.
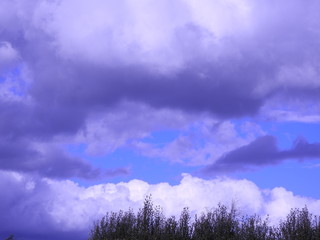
0;0;319;175
1;0;320;239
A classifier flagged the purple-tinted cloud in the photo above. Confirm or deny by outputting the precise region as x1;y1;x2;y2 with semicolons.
0;171;89;240
0;0;320;178
1;1;320;239
203;136;320;174
2;171;320;240
0;137;129;179
2;0;319;119
133;120;265;166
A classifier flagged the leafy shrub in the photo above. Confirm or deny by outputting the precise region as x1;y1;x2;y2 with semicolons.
89;196;320;240
277;206;320;240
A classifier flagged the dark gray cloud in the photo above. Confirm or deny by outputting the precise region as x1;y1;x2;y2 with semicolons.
0;137;129;179
0;0;320;193
0;172;90;240
2;0;318;117
0;98;128;179
31;62;263;118
0;98;129;179
203;136;320;174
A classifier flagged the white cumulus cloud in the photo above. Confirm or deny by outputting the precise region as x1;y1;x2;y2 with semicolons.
1;170;320;236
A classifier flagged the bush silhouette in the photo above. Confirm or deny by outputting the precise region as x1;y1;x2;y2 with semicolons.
89;196;320;240
4;235;15;240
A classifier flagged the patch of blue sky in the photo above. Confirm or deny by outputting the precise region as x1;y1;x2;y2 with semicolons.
271;122;320;143
1;65;30;96
10;66;21;75
234;159;320;199
67;143;198;187
229;118;320;198
142;121;209;150
0;76;5;83
184;122;209;149
261;121;320;150
65;143;87;156
66;120;320;192
140;129;180;147
1;65;21;78
108;148;199;184
231;118;320;149
230;118;255;138
230;117;270;140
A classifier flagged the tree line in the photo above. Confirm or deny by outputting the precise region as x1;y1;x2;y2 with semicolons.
89;195;320;240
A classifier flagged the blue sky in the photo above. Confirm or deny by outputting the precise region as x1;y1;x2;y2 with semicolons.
1;0;320;239
70;120;320;198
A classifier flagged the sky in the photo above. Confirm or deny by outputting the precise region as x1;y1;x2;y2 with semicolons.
1;0;320;239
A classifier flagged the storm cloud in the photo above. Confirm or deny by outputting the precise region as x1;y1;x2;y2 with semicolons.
0;0;320;177
204;136;320;174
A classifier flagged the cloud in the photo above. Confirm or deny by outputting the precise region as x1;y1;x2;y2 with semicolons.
0;42;20;74
264;109;320;123
0;0;319;188
1;2;320;239
0;137;129;179
0;98;127;179
33;0;253;71
7;0;320;117
74;101;195;155
204;135;320;174
134;120;264;166
1;171;320;240
260;94;320;123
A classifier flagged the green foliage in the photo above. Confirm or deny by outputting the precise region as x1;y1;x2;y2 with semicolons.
89;196;320;240
278;206;320;240
193;204;239;240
